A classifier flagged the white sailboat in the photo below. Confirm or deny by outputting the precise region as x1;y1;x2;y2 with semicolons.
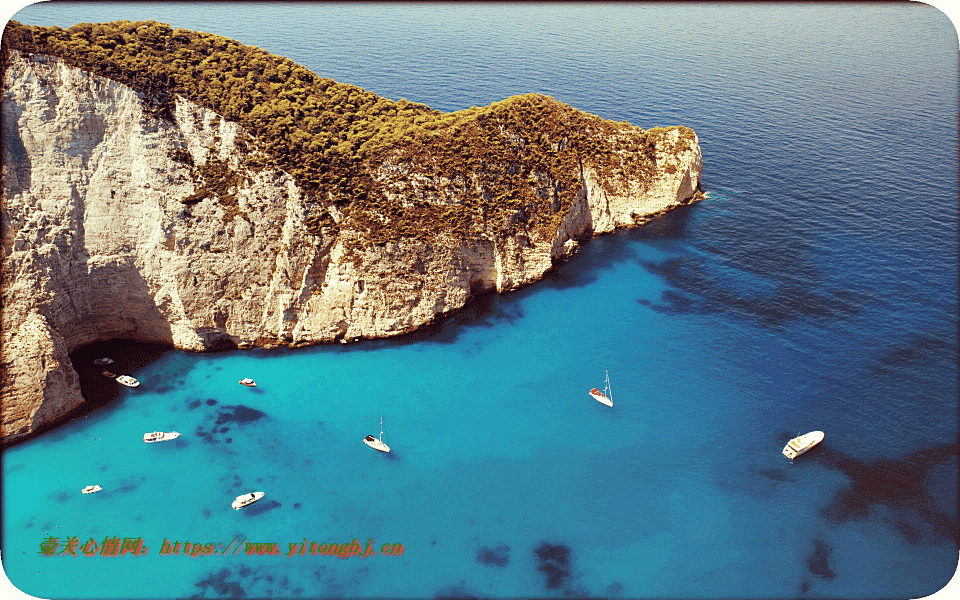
589;370;613;407
363;412;390;453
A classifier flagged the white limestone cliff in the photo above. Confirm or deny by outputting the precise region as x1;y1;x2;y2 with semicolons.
1;52;703;444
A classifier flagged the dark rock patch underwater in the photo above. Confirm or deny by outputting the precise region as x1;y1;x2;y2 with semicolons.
476;544;510;567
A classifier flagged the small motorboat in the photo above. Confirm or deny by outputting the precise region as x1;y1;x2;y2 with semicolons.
116;375;140;387
783;431;825;460
232;492;265;510
81;485;102;494
93;358;114;365
102;371;117;378
143;431;181;443
363;412;391;453
239;378;257;387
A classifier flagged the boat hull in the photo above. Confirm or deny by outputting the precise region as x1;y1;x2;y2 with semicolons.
144;432;181;443
589;389;613;407
364;437;390;453
232;491;265;509
783;431;825;460
116;376;140;387
82;485;102;494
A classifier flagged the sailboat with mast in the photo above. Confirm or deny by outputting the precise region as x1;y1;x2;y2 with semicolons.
589;370;613;407
363;412;390;453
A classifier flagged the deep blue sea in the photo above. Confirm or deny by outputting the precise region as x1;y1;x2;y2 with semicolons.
2;3;958;599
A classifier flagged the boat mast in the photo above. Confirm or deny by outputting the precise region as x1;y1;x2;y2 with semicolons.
605;370;612;402
379;411;384;442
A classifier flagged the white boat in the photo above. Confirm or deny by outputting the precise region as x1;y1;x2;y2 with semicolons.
363;412;390;453
143;431;181;443
81;485;102;494
239;378;256;387
589;370;613;407
93;358;114;365
782;431;825;460
232;491;265;510
116;375;140;387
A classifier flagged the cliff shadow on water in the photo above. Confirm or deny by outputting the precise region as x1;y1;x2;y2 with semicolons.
67;339;173;417
545;201;702;293
318;203;706;352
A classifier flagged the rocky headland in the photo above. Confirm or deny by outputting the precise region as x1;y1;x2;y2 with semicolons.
1;21;703;445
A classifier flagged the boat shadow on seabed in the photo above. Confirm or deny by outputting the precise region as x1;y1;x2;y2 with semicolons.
802;439;958;543
241;499;281;517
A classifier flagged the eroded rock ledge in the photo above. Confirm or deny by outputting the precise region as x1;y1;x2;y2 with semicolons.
1;52;703;444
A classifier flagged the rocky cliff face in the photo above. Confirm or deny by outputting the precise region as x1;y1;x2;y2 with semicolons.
1;51;703;444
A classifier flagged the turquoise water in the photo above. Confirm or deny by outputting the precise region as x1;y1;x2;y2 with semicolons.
2;3;958;599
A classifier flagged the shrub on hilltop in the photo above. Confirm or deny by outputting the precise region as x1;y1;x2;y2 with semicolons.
2;19;696;247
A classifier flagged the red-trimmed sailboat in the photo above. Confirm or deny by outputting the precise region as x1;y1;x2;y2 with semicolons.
589;371;613;407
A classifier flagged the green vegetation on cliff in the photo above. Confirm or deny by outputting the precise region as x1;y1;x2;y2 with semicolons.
2;19;697;247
